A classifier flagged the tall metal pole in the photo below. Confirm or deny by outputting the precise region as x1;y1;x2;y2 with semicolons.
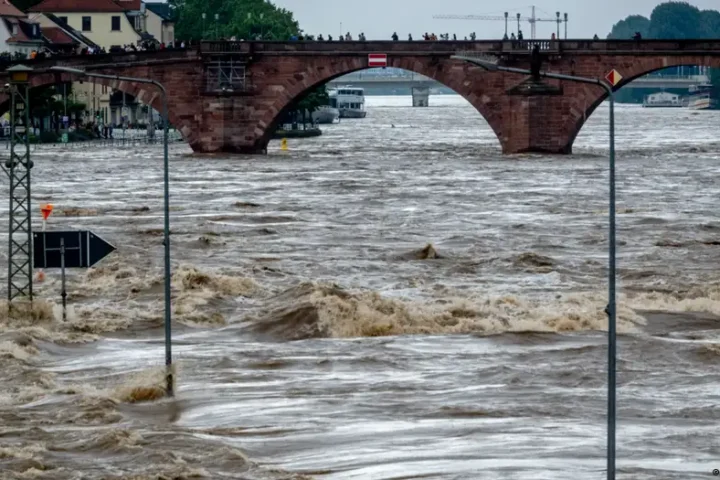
604;84;617;480
160;83;172;397
450;55;618;480
3;65;34;310
504;12;508;38
564;13;568;39
530;5;536;39
50;66;173;397
556;12;560;39
92;81;96;123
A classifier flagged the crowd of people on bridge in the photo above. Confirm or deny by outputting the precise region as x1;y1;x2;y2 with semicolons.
1;38;195;63
293;30;546;42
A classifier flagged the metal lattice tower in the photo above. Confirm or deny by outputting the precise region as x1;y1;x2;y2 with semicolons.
2;65;33;306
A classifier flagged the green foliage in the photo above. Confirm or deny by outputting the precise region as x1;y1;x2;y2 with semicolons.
295;86;329;113
174;0;300;41
607;15;650;39
648;2;703;39
608;2;720;96
609;2;720;39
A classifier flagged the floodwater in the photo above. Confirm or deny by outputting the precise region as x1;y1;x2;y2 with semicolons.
1;95;720;480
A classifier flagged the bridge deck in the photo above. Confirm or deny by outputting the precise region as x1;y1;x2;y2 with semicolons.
4;39;720;74
200;39;720;56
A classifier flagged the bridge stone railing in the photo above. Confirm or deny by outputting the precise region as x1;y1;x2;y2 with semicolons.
197;39;720;57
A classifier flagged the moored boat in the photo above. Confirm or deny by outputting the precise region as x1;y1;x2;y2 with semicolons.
329;86;367;118
687;84;719;110
642;91;683;108
311;105;340;124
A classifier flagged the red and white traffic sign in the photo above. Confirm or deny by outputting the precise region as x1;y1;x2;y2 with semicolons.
605;69;623;86
368;53;388;68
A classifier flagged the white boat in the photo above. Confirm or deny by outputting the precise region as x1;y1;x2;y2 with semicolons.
329;86;367;118
642;91;683;108
687;84;719;110
312;105;340;124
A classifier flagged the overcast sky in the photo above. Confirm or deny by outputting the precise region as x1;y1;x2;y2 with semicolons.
272;0;719;40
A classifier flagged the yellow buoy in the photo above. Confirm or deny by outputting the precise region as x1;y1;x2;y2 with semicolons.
280;138;288;151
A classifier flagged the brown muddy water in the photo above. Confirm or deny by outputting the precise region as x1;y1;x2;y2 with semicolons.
1;96;720;480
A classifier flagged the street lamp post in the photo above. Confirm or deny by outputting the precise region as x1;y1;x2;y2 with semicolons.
451;53;617;480
556;12;561;39
50;66;174;398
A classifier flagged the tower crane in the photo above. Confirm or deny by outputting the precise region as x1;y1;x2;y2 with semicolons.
433;6;569;40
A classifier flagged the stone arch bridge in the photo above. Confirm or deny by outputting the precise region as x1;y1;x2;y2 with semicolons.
2;39;720;155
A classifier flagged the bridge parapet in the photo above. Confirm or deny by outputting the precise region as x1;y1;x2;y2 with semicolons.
197;39;720;58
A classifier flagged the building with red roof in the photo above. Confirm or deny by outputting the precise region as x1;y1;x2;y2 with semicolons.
28;0;164;49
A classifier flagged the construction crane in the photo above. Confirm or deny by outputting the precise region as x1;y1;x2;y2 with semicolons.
433;6;568;40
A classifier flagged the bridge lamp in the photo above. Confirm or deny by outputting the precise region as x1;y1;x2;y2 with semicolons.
49;65;175;399
556;12;560;39
8;64;32;84
452;53;618;480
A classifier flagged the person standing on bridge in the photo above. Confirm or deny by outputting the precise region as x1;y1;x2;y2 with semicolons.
392;32;399;41
518;30;524;40
408;33;413;41
345;32;352;41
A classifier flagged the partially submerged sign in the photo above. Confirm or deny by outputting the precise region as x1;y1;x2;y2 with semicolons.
33;230;115;269
33;230;116;322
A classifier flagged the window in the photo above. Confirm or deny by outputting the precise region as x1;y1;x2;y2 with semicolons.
58;16;67;24
111;16;120;31
82;16;91;31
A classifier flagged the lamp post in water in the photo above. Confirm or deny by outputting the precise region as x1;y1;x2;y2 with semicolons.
450;52;618;480
49;66;174;398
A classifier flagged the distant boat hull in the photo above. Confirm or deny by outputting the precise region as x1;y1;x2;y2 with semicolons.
339;109;367;119
312;106;340;124
642;103;683;108
688;94;719;110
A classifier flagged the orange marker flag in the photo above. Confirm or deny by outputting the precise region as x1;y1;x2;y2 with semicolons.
40;204;53;220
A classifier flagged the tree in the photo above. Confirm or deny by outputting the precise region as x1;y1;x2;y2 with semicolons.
295;86;329;114
699;9;720;38
648;2;703;39
607;15;650;39
174;0;300;41
607;3;720;98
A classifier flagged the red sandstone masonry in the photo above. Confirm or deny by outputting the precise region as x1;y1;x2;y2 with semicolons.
1;43;719;154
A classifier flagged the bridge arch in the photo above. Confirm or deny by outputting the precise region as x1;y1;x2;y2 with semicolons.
253;56;508;153
564;56;720;149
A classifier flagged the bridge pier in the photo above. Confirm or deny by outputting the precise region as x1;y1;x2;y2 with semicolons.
411;87;430;107
498;95;574;155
